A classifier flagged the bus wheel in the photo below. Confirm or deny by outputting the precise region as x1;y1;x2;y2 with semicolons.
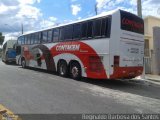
58;61;68;77
70;62;81;80
21;59;26;68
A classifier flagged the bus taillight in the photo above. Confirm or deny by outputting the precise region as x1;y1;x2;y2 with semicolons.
114;56;120;67
89;56;103;72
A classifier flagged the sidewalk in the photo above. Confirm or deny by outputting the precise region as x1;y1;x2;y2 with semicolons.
145;74;160;83
134;74;160;86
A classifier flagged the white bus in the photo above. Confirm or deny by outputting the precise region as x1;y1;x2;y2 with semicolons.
16;9;144;80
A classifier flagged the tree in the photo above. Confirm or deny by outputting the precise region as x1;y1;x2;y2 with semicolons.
0;32;5;45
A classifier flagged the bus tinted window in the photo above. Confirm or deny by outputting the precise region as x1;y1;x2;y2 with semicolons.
27;35;31;44
24;36;27;44
93;19;101;37
120;10;144;34
65;25;73;40
30;34;34;44
34;33;39;44
38;33;41;44
87;21;93;38
101;17;111;38
73;24;81;40
18;37;21;45
42;31;48;43
106;17;111;37
20;37;22;45
81;22;87;39
60;27;65;41
21;36;25;45
53;28;59;42
48;30;52;43
101;18;106;37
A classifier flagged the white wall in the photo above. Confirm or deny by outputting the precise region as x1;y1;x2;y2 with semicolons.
152;27;160;75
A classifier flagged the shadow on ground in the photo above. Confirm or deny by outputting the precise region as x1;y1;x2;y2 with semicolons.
20;66;160;100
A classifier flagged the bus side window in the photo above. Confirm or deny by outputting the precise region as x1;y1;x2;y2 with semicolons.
27;35;31;45
32;33;36;44
24;36;27;45
106;17;111;38
65;25;73;41
101;18;106;37
93;19;102;38
87;21;93;38
39;32;42;44
81;22;87;39
21;36;25;45
47;30;52;43
34;34;37;44
34;33;38;44
60;27;65;41
30;34;34;44
53;28;59;42
73;24;81;40
18;37;21;45
42;31;48;43
26;35;28;45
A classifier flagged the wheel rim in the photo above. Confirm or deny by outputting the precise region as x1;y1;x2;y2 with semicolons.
22;60;25;67
71;66;79;78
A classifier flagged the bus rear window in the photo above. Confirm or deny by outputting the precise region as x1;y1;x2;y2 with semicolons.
120;10;144;35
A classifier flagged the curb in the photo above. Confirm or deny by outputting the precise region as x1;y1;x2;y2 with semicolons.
146;78;160;83
132;78;160;86
0;104;21;120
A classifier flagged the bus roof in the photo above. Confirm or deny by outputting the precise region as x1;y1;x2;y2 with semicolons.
20;9;120;37
2;40;17;45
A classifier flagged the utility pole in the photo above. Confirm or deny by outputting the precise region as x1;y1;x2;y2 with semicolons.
137;0;142;18
137;0;145;80
21;23;23;35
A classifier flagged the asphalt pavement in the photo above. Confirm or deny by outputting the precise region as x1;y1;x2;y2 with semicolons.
0;60;160;114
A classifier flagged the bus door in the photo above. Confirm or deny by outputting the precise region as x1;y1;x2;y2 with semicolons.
16;45;22;65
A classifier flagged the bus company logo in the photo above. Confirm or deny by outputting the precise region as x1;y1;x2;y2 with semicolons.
122;18;144;29
56;44;80;51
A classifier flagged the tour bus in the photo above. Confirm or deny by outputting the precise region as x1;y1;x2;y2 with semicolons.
16;9;144;80
2;40;17;63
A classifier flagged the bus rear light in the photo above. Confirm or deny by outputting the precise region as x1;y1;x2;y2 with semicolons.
89;56;103;72
114;56;120;67
138;70;142;73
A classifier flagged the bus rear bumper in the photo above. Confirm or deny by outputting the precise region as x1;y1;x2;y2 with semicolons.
110;66;143;79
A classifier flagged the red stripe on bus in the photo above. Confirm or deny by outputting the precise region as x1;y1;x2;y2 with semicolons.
50;41;108;79
110;67;143;79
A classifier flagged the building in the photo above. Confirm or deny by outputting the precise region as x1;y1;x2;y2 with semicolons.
144;16;160;74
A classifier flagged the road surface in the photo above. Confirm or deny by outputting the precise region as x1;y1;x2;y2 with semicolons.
0;60;160;114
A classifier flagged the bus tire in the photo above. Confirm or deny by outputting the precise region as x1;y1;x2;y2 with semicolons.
57;60;68;77
5;61;8;64
70;62;81;80
21;58;26;68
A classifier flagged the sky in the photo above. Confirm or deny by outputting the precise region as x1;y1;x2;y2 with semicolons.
0;0;160;41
